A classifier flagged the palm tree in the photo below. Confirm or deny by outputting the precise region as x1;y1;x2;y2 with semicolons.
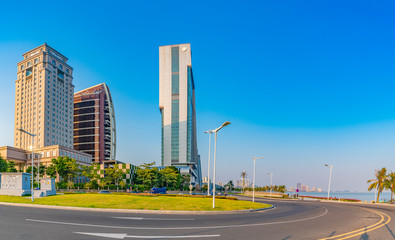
384;172;395;202
367;167;387;203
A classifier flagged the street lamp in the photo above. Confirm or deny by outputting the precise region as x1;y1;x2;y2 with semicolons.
204;130;214;196
211;121;231;208
252;157;264;202
324;164;333;201
18;128;36;202
267;172;274;197
37;153;41;189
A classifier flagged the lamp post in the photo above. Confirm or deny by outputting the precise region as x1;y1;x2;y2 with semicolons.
18;128;36;202
324;164;333;201
267;172;274;197
211;121;231;208
37;153;41;189
252;157;264;202
204;130;213;196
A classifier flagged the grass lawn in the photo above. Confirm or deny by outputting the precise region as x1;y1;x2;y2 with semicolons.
0;194;271;211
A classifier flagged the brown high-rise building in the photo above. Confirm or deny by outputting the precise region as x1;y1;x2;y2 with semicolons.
73;83;116;163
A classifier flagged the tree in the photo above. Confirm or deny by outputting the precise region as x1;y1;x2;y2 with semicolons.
105;165;124;192
46;156;82;182
26;166;38;180
135;162;162;189
119;180;126;190
384;172;395;202
98;179;108;189
38;164;47;178
67;181;75;189
368;167;387;203
84;181;95;190
160;166;179;188
277;185;287;193
180;174;191;191
81;163;100;186
0;155;8;172
7;161;17;172
226;180;234;192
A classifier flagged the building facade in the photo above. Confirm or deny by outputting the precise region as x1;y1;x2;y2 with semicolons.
14;43;74;150
74;83;116;164
0;44;92;183
159;43;201;185
0;145;92;182
98;163;136;184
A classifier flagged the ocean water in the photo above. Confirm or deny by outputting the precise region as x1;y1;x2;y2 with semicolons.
286;191;393;202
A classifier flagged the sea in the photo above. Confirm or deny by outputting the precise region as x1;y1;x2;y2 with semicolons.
286;191;393;202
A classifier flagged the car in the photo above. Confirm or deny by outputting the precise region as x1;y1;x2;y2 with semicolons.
98;190;111;194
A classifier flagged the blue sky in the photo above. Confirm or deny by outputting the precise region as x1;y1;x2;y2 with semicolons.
0;0;395;192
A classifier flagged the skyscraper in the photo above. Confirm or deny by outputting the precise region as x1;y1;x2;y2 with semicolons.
5;43;92;173
159;43;201;185
74;83;116;164
14;43;74;150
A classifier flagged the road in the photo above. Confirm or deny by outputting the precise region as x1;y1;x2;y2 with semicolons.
0;196;395;239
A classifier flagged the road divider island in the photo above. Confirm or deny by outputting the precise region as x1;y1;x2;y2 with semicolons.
0;193;271;211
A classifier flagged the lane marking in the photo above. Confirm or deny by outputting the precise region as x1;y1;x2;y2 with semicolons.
74;232;220;239
112;217;195;221
319;208;385;240
337;211;391;240
25;207;328;230
318;208;391;240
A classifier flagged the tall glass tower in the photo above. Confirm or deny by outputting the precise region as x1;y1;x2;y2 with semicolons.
159;43;201;186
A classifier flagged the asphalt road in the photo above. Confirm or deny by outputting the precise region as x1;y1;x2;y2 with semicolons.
1;196;395;240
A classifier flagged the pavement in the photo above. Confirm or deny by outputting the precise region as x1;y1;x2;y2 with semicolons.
1;195;395;239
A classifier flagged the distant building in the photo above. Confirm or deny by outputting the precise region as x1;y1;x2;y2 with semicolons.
159;43;201;185
74;83;116;164
296;182;302;191
202;177;208;184
301;185;309;192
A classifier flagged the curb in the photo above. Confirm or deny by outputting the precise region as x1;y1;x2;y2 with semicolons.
0;201;274;215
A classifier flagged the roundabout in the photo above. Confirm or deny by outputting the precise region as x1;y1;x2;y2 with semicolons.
0;196;394;239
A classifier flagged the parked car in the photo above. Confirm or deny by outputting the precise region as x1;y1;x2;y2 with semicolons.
150;187;166;194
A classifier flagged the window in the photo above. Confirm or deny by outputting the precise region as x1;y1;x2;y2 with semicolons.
34;58;38;64
21;65;24;70
57;70;64;81
27;61;31;67
59;64;63;70
52;60;56;65
26;68;33;77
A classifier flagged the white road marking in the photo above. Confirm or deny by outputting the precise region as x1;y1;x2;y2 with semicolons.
25;207;328;230
112;217;195;221
74;232;220;239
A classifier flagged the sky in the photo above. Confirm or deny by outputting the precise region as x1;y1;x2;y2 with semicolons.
0;0;395;192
